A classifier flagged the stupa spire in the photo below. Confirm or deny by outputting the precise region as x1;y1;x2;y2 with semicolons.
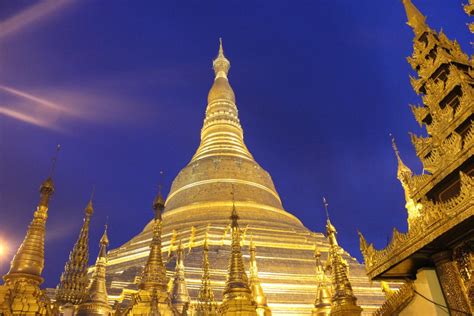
77;224;111;316
171;240;190;313
401;0;428;36
219;191;257;315
3;145;59;285
140;180;167;291
191;39;253;162
312;247;331;316
56;192;94;305
125;178;177;315
323;198;362;316
196;231;218;315
249;237;271;316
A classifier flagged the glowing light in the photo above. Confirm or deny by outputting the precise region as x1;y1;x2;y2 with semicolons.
0;242;6;257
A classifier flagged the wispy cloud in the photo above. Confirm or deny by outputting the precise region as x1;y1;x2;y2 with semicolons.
0;83;154;131
0;0;74;40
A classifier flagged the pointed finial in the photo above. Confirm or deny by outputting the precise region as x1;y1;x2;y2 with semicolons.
322;197;330;221
390;134;413;179
85;186;95;216
153;171;165;219
401;0;428;35
390;133;402;162
213;38;230;78
100;223;109;246
323;197;337;236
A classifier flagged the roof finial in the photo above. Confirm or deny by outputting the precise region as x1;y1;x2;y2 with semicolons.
390;133;403;163
401;0;428;35
219;37;224;55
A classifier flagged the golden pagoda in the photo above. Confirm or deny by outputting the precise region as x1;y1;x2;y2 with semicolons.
195;231;218;316
56;196;94;312
324;200;362;316
0;176;55;315
105;39;388;314
359;0;473;314
170;241;190;314
76;225;111;316
248;238;270;316
311;247;331;316
219;198;257;315
122;187;178;315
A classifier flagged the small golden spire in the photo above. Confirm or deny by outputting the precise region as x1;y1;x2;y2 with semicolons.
76;224;111;316
125;183;175;316
220;189;257;315
196;230;218;315
391;135;422;228
171;240;190;313
323;199;362;316
213;38;231;79
56;192;95;305
249;236;271;316
401;0;428;36
139;184;168;291
312;246;331;316
3;146;59;285
391;135;413;192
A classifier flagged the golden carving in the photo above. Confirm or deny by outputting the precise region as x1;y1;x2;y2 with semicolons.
76;225;111;316
312;247;331;316
56;198;94;306
0;177;54;315
323;199;362;316
432;250;472;315
373;281;415;316
218;198;257;315
249;237;271;316
360;172;474;278
171;241;190;313
195;231;218;315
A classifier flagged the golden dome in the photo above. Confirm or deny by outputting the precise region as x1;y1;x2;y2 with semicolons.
163;40;303;229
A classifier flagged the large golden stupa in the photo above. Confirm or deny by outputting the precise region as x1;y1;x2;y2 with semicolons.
105;41;386;315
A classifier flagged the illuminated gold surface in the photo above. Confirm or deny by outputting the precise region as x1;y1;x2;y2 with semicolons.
123;189;177;315
325;218;362;316
0;177;55;315
360;0;473;313
219;204;257;315
106;41;388;315
249;238;271;316
195;231;218;315
56;198;94;306
77;226;111;316
311;248;331;316
171;241;191;313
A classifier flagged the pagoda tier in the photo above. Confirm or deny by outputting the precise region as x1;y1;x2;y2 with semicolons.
105;41;388;315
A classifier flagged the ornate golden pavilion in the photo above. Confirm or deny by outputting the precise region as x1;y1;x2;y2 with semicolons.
359;0;473;315
0;1;472;315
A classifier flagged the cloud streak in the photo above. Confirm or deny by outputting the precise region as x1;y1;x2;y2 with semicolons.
0;83;154;131
0;0;74;41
